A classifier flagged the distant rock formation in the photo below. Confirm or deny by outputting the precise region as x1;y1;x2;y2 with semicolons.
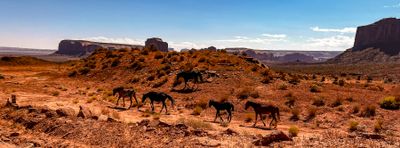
331;18;400;63
56;40;143;56
145;38;168;52
226;48;318;63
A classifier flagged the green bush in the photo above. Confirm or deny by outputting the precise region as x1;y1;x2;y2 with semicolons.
288;126;299;137
349;121;359;132
310;85;321;93
380;96;400;110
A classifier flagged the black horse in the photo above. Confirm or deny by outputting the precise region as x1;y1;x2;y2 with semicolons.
173;70;203;90
112;86;138;109
139;91;175;113
245;101;280;128
208;100;234;123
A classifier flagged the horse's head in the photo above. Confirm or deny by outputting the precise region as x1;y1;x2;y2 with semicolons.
208;100;214;107
112;87;123;96
244;101;251;110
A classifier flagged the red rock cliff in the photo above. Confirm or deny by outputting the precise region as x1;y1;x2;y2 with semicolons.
56;40;143;56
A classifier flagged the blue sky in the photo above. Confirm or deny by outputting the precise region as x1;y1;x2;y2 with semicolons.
0;0;399;51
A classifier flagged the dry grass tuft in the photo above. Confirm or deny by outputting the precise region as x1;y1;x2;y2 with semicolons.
288;125;299;137
360;105;376;117
176;118;213;130
349;121;359;132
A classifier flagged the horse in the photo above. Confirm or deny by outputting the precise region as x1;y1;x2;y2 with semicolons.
139;91;175;114
208;100;234;123
112;86;138;109
245;101;280;128
173;70;203;90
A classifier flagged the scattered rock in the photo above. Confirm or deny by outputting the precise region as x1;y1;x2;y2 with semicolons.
192;129;208;137
77;105;93;119
56;108;75;117
360;132;384;139
9;132;19;137
175;123;188;130
222;128;238;135
149;120;171;127
107;117;118;122
195;137;221;147
138;119;150;126
253;130;292;146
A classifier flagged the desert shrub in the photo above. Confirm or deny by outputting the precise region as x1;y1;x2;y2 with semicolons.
68;71;77;77
367;76;373;83
307;107;317;120
250;66;258;72
349;121;359;132
360;105;376;117
352;105;360;114
147;74;155;81
198;57;206;63
338;79;345;86
284;92;296;108
78;67;90;75
320;77;326;82
236;88;258;99
288;76;300;85
130;61;144;71
152;113;160;120
191;106;203;116
140;49;149;55
288;126;299;137
130;77;140;83
177;118;212;130
290;108;300;121
111;59;120;67
345;97;354;102
278;83;288;90
310;85;321;93
244;113;254;123
312;97;325;107
51;91;60;96
312;74;317;80
86;96;96;103
152;78;168;88
374;119;383;133
195;99;208;109
261;76;272;84
72;99;79;104
330;98;342;107
154;52;164;59
380;96;399;110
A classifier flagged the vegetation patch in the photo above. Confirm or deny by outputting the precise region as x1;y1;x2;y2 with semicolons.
380;96;399;110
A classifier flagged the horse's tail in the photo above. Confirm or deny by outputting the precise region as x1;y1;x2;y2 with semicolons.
167;95;175;107
276;107;280;121
231;104;235;111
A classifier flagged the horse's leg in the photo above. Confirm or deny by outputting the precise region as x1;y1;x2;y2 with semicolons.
122;96;126;107
128;96;132;109
116;96;121;106
219;110;224;122
160;101;165;113
151;100;155;112
253;113;258;127
228;110;232;122
214;111;218;122
260;114;266;126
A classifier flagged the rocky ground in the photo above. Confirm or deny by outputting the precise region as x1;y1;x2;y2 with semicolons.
0;50;399;147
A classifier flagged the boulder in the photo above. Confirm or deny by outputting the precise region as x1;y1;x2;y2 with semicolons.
145;38;168;52
56;40;143;56
77;105;94;119
56;107;75;117
253;130;292;146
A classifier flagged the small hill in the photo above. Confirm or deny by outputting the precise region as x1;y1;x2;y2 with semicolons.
69;48;271;89
0;56;53;66
330;18;400;63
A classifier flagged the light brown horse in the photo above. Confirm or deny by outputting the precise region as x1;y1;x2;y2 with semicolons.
113;86;138;109
245;101;280;128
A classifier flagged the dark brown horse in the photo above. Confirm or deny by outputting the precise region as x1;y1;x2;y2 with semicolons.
173;70;203;90
208;100;234;123
112;86;138;109
245;101;280;128
139;91;175;114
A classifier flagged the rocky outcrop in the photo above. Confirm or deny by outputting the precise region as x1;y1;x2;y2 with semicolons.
330;18;400;63
353;18;400;56
145;38;168;52
56;40;143;56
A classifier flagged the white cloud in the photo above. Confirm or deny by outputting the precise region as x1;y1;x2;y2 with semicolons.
311;26;356;33
304;35;354;50
261;34;287;38
384;3;400;8
81;36;144;45
169;41;205;50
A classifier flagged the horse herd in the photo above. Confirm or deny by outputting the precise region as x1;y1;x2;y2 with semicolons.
112;85;281;128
